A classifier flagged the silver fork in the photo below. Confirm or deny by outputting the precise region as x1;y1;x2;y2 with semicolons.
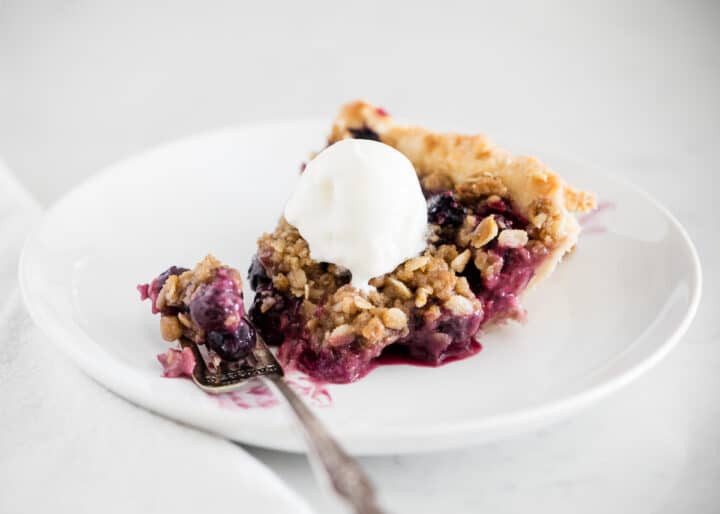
179;327;386;514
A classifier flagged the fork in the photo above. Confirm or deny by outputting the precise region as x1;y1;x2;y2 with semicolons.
179;327;386;514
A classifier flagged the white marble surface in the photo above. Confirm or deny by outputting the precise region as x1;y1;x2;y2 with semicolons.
1;1;718;512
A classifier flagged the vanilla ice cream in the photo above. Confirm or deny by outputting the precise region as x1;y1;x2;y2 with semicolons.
284;139;427;291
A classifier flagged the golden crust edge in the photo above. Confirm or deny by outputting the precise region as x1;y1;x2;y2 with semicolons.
329;99;596;251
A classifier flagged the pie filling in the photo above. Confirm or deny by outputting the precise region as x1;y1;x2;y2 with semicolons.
249;183;549;383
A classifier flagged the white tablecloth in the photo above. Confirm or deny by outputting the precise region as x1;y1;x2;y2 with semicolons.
0;163;311;514
1;1;718;512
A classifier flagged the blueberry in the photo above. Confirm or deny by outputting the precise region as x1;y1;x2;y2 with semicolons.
189;286;242;331
156;266;189;288
427;192;465;227
348;126;380;141
247;257;271;291
248;290;302;346
190;298;225;330
206;323;256;361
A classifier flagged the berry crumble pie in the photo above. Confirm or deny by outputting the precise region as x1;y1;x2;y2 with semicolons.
247;101;597;383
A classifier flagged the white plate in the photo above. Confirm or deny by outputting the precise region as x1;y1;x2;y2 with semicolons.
19;120;702;455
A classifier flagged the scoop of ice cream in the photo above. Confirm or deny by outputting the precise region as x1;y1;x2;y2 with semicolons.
284;139;427;291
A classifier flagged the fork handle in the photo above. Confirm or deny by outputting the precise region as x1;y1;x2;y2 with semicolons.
266;374;386;514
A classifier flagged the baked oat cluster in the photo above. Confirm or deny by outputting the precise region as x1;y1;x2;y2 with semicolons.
250;190;549;382
252;217;481;345
247;101;596;383
139;255;256;376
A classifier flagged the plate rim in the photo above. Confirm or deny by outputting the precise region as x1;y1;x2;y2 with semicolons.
17;120;703;454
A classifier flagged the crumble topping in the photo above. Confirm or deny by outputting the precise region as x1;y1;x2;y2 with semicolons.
498;229;529;248
257;215;486;347
253;182;551;354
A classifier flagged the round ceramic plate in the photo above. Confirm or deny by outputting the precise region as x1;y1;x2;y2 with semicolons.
19;120;701;455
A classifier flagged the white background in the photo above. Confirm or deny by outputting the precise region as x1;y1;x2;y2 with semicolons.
1;1;719;512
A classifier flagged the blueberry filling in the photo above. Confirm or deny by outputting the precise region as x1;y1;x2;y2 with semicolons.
427;192;466;227
427;191;467;244
248;256;272;291
248;289;303;346
392;309;482;365
474;196;527;230
269;307;484;383
348;126;380;141
279;340;374;385
248;258;306;348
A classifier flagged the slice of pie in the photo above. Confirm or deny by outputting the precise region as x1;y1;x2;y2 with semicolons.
248;101;596;383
